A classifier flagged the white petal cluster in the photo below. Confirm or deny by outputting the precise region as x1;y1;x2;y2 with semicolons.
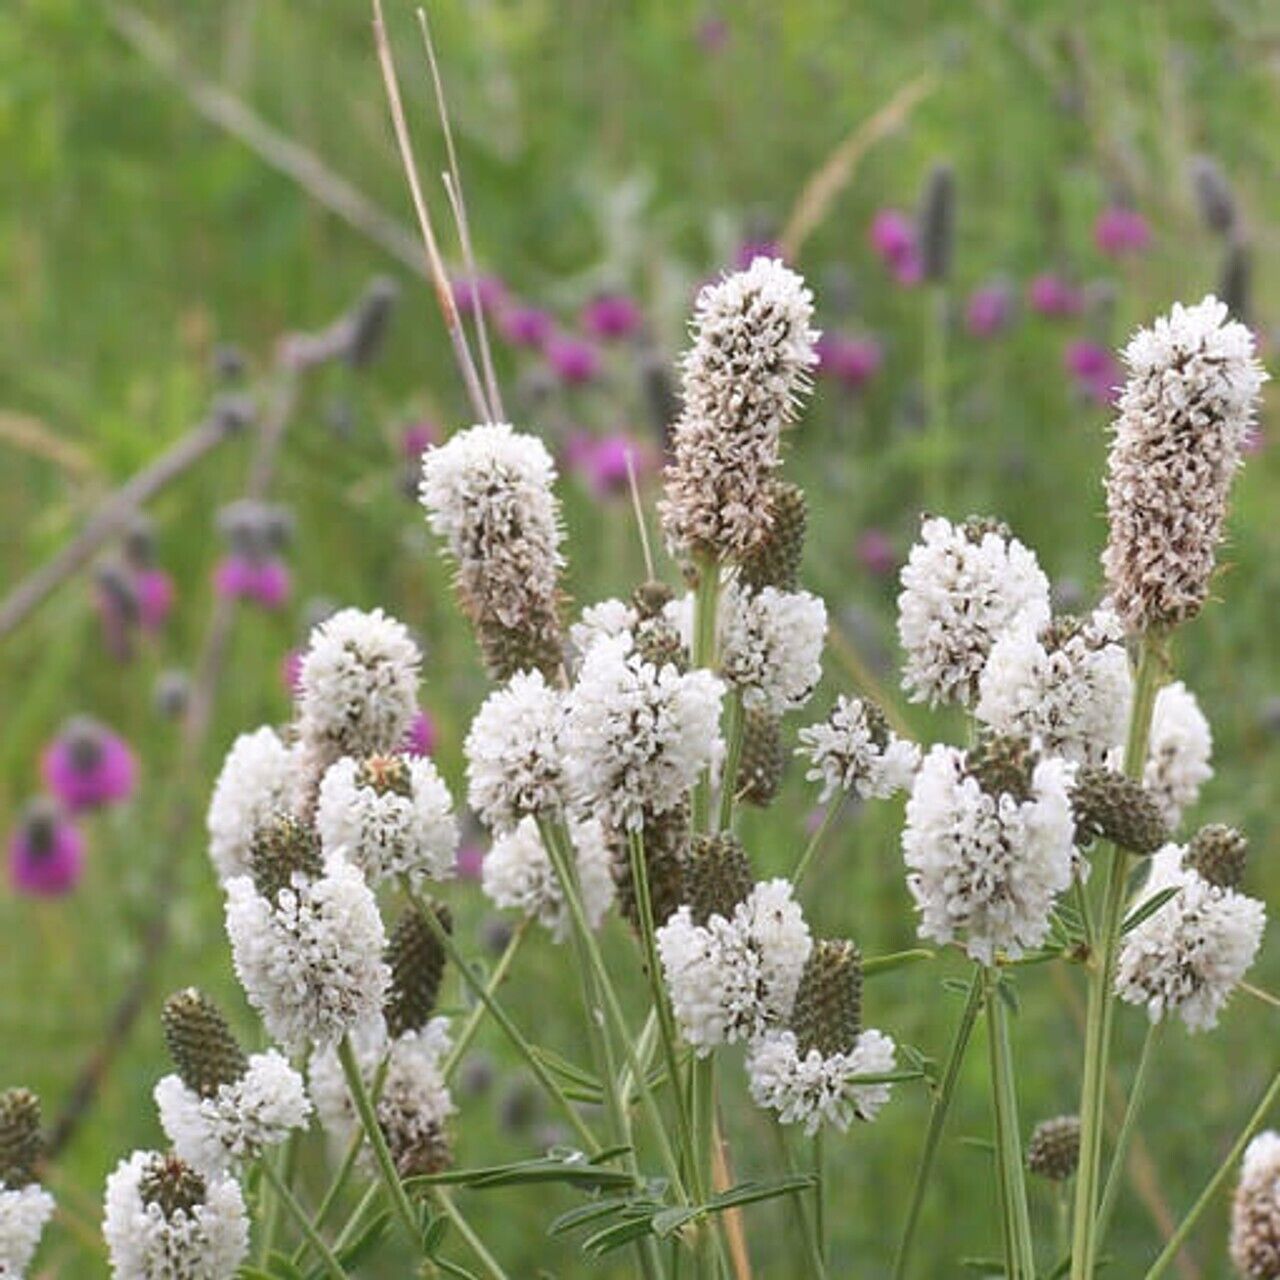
464;671;568;834
1231;1130;1280;1279
747;1028;896;1135
316;755;457;887
1144;681;1213;828
1103;297;1267;631
563;632;723;832
481;816;614;941
310;1018;454;1178
902;746;1076;964
225;855;389;1052
102;1151;248;1280
0;1184;54;1279
976;608;1132;766
154;1052;311;1176
419;423;563;634
569;598;637;657
296;607;420;773
796;695;920;803
898;517;1051;707
719;584;827;716
660;258;819;559
1116;844;1264;1032
657;879;812;1055
206;727;297;883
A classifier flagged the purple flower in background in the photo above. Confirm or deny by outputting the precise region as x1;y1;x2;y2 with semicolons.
816;334;883;391
214;554;257;601
401;420;438;461
499;304;555;349
248;559;291;610
1094;206;1150;258
404;708;438;757
1064;339;1122;406
1027;273;1083;318
965;283;1014;338
869;209;922;284
9;799;85;896
856;528;897;577
696;14;730;53
452;273;506;316
134;567;174;631
735;240;784;269
581;294;642;341
41;717;137;814
456;842;485;882
545;334;600;385
281;647;303;696
565;431;655;499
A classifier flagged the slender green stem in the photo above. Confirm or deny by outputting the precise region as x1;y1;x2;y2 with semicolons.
332;1183;379;1255
813;1129;826;1263
892;968;983;1280
986;967;1035;1280
443;918;530;1080
773;1121;828;1280
716;692;745;832
1071;636;1163;1280
435;1186;510;1280
256;1144;285;1265
1095;1021;1161;1256
1073;875;1096;954
792;792;848;889
259;1154;349;1280
923;283;949;513
1146;1064;1280;1280
691;553;721;833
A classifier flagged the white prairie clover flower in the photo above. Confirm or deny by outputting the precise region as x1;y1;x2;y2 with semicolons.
225;854;389;1052
1144;680;1213;828
1115;845;1264;1032
656;879;811;1055
898;516;1051;707
569;598;637;657
419;423;564;678
976;608;1132;766
316;754;457;886
0;1185;53;1279
563;632;723;832
206;726;297;883
465;670;568;834
902;743;1076;964
102;1150;248;1280
796;694;920;803
481;816;614;941
310;1019;455;1178
1231;1131;1280;1278
747;1028;896;1135
660;258;819;561
719;584;827;716
154;1052;310;1177
1102;297;1267;632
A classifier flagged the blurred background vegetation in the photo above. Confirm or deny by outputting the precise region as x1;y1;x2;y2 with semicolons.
2;0;1278;1274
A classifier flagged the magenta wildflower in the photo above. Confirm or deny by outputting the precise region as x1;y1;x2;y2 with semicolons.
135;567;175;631
545;334;600;385
581;294;642;341
1027;273;1083;318
404;708;438;757
565;432;654;499
1064;339;1122;406
856;528;897;577
401;420;439;460
41;717;137;813
8;799;85;896
1094;206;1151;257
214;555;257;601
499;304;555;349
452;273;506;317
816;334;883;391
248;559;291;610
456;842;485;882
965;283;1014;338
869;209;922;285
735;239;785;270
696;14;730;52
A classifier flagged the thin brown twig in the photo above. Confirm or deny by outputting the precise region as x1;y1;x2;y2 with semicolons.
0;410;100;481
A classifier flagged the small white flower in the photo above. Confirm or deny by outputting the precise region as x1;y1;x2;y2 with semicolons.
898;516;1051;707
316;755;457;886
719;584;827;716
481;816;615;941
1231;1130;1280;1279
465;671;568;834
1144;681;1213;828
747;1027;896;1134
0;1183;54;1279
902;745;1076;964
569;598;637;657
796;695;920;803
102;1150;248;1280
563;632;723;831
206;726;297;883
225;855;389;1052
976;608;1132;766
154;1051;311;1176
1116;844;1265;1032
657;879;811;1055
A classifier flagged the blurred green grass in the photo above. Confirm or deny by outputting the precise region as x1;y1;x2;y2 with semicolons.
2;1;1279;1275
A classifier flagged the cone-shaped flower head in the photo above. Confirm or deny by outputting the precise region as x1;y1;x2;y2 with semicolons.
718;584;827;717
384;901;451;1038
206;727;297;883
1072;767;1169;856
0;1089;54;1280
686;833;754;927
1144;680;1213;829
659;258;819;561
737;711;787;807
1102;297;1266;632
41;716;137;813
1187;823;1248;890
1027;1115;1081;1181
796;694;920;804
611;802;689;931
737;482;808;592
1232;1131;1280;1278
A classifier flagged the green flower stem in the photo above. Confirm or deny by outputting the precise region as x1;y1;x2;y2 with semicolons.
435;1186;510;1280
1094;1020;1161;1256
813;1129;826;1263
331;1183;379;1255
716;692;745;832
259;1151;350;1280
336;1034;421;1249
892;967;983;1280
691;552;721;834
1145;1063;1280;1280
405;882;600;1154
772;1120;828;1280
1071;636;1163;1280
442;917;531;1081
791;792;848;889
985;966;1035;1280
256;1142;285;1266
